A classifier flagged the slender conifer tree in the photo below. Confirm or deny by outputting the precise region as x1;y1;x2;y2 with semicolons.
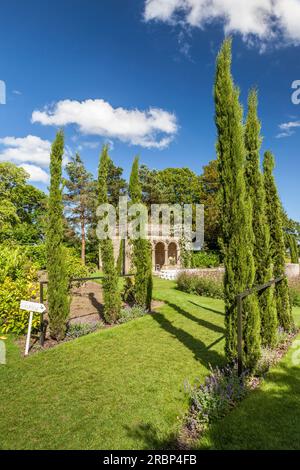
263;151;294;331
245;90;277;346
46;131;69;340
215;39;260;368
98;145;121;323
129;156;152;311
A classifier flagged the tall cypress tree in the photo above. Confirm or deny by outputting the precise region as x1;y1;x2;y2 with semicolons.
46;131;69;340
129;156;152;311
244;90;277;347
98;145;121;323
263;151;294;331
215;39;260;369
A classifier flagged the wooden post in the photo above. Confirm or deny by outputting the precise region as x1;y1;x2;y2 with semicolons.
237;295;243;377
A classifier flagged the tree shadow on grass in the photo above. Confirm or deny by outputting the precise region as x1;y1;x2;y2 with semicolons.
152;310;225;368
165;301;225;335
189;300;224;317
124;422;179;450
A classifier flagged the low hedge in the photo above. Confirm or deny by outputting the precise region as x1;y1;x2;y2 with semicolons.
177;272;224;300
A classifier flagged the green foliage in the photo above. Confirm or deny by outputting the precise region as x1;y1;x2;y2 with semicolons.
179;237;192;268
129;156;142;204
129;157;152;311
191;251;220;268
0;244;40;334
199;159;221;250
132;238;153;310
63;246;90;280
0;243;32;283
289;279;300;307
46;131;70;340
116;238;124;275
23;243;47;269
263;151;294;331
177;272;224;300
122;276;136;305
288;234;299;263
0;162;47;244
0;265;39;335
214;39;260;369
98;145;121;323
118;305;147;324
245;89;277;347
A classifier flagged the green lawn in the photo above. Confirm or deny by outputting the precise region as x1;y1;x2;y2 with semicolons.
0;278;226;450
197;307;300;450
1;278;299;450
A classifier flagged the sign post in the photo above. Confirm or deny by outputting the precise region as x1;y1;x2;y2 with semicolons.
20;301;46;356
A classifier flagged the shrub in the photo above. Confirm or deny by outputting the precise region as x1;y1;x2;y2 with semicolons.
177;272;224;300
289;284;300;307
25;243;47;270
184;365;248;434
118;306;147;324
191;251;220;268
0;243;31;283
66;322;103;339
0;267;39;335
63;246;90;281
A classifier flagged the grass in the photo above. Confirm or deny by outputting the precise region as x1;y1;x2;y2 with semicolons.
1;277;299;450
0;278;226;450
197;307;300;450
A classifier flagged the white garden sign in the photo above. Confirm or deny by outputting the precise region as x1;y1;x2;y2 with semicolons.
20;301;46;356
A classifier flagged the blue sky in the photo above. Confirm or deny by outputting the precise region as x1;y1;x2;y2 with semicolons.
0;0;300;220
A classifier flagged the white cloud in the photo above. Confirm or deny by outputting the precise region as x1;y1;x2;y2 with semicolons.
32;99;178;149
276;120;300;138
144;0;300;47
0;135;51;167
0;134;72;184
20;163;49;183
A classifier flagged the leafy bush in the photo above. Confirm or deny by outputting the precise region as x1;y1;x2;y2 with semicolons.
0;267;39;334
191;251;221;268
66;322;103;339
26;243;47;269
0;244;40;334
63;246;90;280
177;272;224;300
118;306;147;324
185;365;248;434
0;244;32;283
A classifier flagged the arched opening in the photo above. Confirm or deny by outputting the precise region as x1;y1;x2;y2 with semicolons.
168;242;178;265
155;242;165;269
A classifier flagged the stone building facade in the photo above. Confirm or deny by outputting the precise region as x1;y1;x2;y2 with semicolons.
112;224;182;273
